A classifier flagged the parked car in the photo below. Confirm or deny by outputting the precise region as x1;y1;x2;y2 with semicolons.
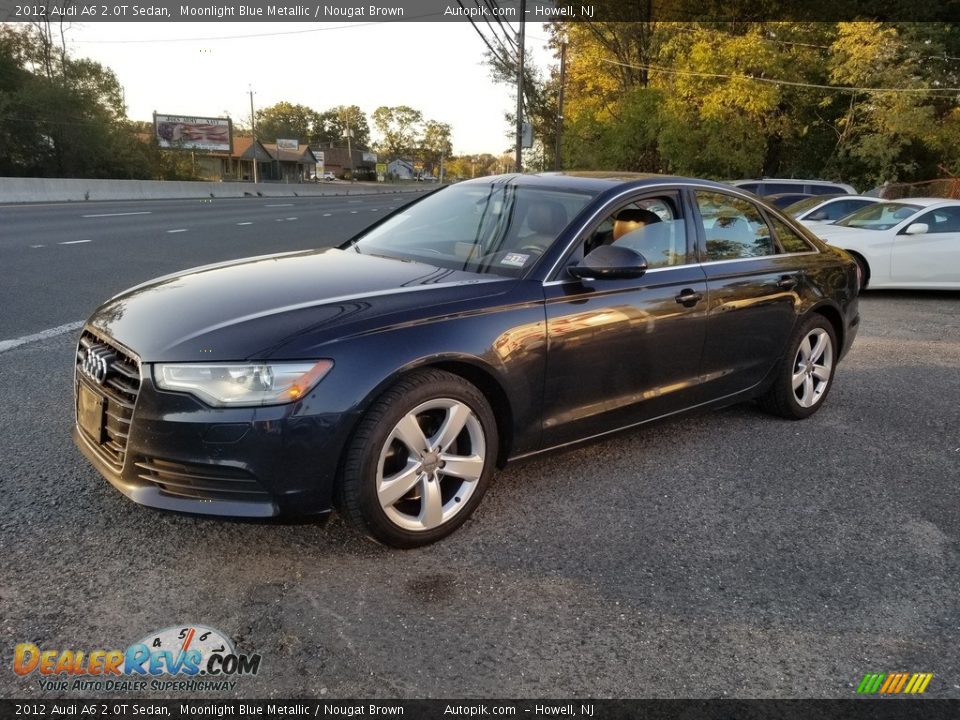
783;195;882;228
73;173;860;547
814;198;960;290
731;179;856;196
764;192;815;209
322;171;336;181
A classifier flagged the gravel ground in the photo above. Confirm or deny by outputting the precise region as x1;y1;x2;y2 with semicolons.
1;290;957;700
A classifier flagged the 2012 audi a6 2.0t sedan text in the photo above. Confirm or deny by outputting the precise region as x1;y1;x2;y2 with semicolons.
73;173;860;547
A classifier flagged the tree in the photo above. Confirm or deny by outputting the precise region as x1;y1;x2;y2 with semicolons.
823;22;957;188
372;105;423;159
420;120;452;175
314;105;370;149
0;23;151;179
254;101;320;145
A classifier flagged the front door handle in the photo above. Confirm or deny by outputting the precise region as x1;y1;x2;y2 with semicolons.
675;289;703;307
776;275;798;290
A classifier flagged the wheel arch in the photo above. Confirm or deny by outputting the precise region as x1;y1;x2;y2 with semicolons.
341;354;516;471
430;360;515;467
807;302;845;356
844;249;870;288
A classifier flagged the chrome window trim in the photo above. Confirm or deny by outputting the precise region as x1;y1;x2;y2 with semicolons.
542;262;702;287
543;181;821;284
698;250;820;267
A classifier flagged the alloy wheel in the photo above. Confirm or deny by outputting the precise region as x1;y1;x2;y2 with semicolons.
376;398;486;532
792;328;834;408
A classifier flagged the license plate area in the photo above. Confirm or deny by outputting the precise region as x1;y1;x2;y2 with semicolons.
77;383;106;443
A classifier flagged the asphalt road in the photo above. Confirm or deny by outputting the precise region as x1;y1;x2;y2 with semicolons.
0;196;957;700
0;191;429;339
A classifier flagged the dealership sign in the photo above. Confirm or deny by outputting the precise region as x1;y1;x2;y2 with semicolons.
154;113;231;152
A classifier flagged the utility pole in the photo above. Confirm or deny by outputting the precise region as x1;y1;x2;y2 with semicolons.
248;87;259;184
515;2;525;174
344;108;354;183
554;39;567;171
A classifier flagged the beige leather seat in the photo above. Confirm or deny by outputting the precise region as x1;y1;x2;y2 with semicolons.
612;208;662;242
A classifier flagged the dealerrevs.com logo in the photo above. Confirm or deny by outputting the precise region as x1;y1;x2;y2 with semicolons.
13;625;262;693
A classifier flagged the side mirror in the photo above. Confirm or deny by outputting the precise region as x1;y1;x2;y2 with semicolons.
568;244;648;281
904;222;929;235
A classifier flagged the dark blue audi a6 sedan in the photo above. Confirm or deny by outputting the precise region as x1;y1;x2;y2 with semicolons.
74;173;860;547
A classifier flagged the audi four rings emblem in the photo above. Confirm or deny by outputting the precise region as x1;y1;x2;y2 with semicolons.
79;345;115;385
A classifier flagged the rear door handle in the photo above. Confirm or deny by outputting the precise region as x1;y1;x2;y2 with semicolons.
675;289;703;307
776;275;798;290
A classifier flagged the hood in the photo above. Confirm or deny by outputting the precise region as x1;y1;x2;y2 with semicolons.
87;248;511;361
806;223;872;243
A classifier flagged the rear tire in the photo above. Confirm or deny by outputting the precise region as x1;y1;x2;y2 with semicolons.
759;314;837;420
338;369;498;548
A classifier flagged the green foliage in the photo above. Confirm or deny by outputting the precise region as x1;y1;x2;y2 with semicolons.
0;24;150;179
315;105;371;149
537;21;960;188
371;105;424;159
254;101;319;145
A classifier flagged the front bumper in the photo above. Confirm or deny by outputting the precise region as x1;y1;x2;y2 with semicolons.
74;364;355;520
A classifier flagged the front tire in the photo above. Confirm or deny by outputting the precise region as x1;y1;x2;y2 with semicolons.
338;369;498;548
850;252;869;292
759;314;837;420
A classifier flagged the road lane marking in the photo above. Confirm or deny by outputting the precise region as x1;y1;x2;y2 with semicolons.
167;229;187;233
265;203;293;207
323;213;332;217
60;240;92;245
0;321;83;354
286;217;297;220
237;222;253;225
30;244;45;248
350;211;358;214
82;211;152;218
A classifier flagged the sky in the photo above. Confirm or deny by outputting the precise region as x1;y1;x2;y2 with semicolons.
58;21;556;156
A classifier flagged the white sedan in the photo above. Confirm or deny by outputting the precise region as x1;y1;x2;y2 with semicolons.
783;195;882;229
814;198;960;290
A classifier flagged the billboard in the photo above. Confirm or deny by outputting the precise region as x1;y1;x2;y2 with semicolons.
276;138;299;151
154;114;232;152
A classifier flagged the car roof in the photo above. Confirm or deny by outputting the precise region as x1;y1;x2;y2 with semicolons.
817;195;880;203
460;172;738;194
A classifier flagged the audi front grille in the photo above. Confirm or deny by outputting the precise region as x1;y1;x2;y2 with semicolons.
75;330;141;472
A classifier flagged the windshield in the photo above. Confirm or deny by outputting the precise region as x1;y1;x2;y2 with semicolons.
835;202;921;231
784;195;840;217
352;183;596;277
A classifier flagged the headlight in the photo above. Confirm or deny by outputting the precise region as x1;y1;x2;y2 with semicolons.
153;360;333;407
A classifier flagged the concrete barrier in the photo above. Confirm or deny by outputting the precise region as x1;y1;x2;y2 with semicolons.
0;177;430;204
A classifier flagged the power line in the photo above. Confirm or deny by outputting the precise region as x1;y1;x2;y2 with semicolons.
602;58;960;95
459;0;512;68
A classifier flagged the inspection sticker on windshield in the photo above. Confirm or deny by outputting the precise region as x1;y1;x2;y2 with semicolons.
501;253;529;267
